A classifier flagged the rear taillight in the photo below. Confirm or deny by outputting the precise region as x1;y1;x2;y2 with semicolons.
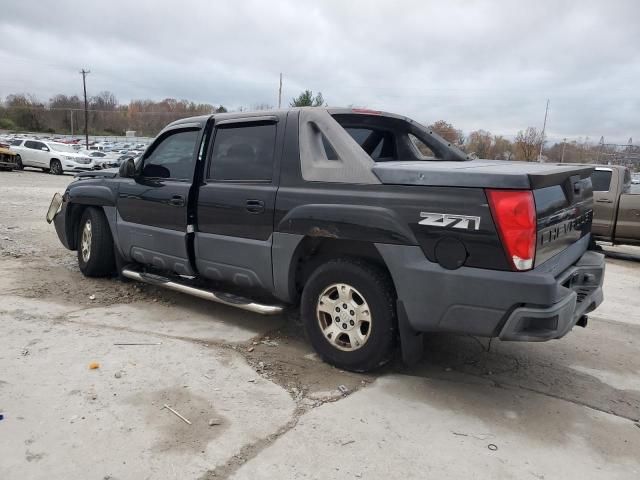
486;189;536;271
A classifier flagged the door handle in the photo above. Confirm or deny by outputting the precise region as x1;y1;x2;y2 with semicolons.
169;195;185;207
246;199;265;214
596;199;613;204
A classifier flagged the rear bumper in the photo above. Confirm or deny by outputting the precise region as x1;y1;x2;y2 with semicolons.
498;250;604;341
376;235;605;341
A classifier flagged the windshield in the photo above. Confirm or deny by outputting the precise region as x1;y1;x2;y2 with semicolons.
50;143;76;153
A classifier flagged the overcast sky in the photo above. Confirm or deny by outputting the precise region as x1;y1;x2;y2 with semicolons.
1;0;639;143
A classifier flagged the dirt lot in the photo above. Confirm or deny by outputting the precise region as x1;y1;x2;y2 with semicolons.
1;169;639;479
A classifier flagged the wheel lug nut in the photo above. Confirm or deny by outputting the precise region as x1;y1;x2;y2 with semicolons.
342;323;348;329
350;310;354;316
335;317;340;322
343;303;347;309
335;307;340;312
350;320;354;326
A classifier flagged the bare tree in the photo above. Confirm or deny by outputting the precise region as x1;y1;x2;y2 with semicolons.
466;130;493;159
491;135;514;160
515;127;543;161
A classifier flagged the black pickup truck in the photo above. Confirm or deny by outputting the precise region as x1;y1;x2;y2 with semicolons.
48;108;605;371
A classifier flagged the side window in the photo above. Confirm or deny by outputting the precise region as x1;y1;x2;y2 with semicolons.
142;129;199;180
209;123;276;181
24;140;37;149
408;133;435;158
591;170;612;192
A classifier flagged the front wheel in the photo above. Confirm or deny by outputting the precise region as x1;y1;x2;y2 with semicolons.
50;159;63;175
77;207;116;277
300;258;397;372
15;155;23;170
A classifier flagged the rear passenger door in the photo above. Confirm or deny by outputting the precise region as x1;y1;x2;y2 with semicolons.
23;140;46;167
195;116;282;291
591;167;616;239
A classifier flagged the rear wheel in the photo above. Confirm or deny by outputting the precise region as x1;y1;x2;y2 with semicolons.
50;159;63;175
77;207;116;277
300;258;396;372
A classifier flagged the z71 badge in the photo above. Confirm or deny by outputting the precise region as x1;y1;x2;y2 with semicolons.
418;212;481;231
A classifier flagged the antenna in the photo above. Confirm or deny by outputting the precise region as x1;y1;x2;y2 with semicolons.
538;99;549;162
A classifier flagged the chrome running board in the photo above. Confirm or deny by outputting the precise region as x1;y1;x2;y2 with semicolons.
121;268;284;315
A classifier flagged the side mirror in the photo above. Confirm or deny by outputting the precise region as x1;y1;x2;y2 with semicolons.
119;158;137;178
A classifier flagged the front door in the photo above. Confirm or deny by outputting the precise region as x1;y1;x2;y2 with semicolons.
116;128;201;275
195;117;281;291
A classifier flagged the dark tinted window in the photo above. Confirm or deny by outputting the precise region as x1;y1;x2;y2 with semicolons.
210;123;276;181
591;170;612;192
10;139;23;146
24;140;39;149
142;129;199;180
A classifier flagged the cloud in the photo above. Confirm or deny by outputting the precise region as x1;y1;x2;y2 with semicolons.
1;0;639;142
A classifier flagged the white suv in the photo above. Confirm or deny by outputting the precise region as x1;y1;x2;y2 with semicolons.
10;140;94;174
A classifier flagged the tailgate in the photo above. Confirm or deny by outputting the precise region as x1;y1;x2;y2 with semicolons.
534;170;594;266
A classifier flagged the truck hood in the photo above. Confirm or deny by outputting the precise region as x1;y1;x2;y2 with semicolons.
372;160;594;189
75;168;119;179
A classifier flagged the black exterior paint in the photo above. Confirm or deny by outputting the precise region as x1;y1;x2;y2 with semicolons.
52;108;601;341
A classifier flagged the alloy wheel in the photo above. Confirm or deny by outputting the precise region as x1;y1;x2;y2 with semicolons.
316;283;372;352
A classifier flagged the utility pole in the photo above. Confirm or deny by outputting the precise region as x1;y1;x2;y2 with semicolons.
538;99;549;162
560;137;566;163
278;73;283;109
80;69;90;149
596;136;605;164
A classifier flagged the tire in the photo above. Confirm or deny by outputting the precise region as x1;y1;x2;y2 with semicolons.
300;258;396;372
77;207;116;277
50;159;63;175
15;155;23;170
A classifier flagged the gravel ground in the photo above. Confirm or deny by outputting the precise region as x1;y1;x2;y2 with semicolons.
1;168;639;480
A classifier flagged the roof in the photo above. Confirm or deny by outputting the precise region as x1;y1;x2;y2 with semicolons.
164;107;409;129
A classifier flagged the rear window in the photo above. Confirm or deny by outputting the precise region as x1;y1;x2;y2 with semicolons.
209;123;276;182
591;170;612;192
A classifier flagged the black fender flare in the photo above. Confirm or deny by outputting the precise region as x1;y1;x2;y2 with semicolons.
67;185;116;207
59;185;117;249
